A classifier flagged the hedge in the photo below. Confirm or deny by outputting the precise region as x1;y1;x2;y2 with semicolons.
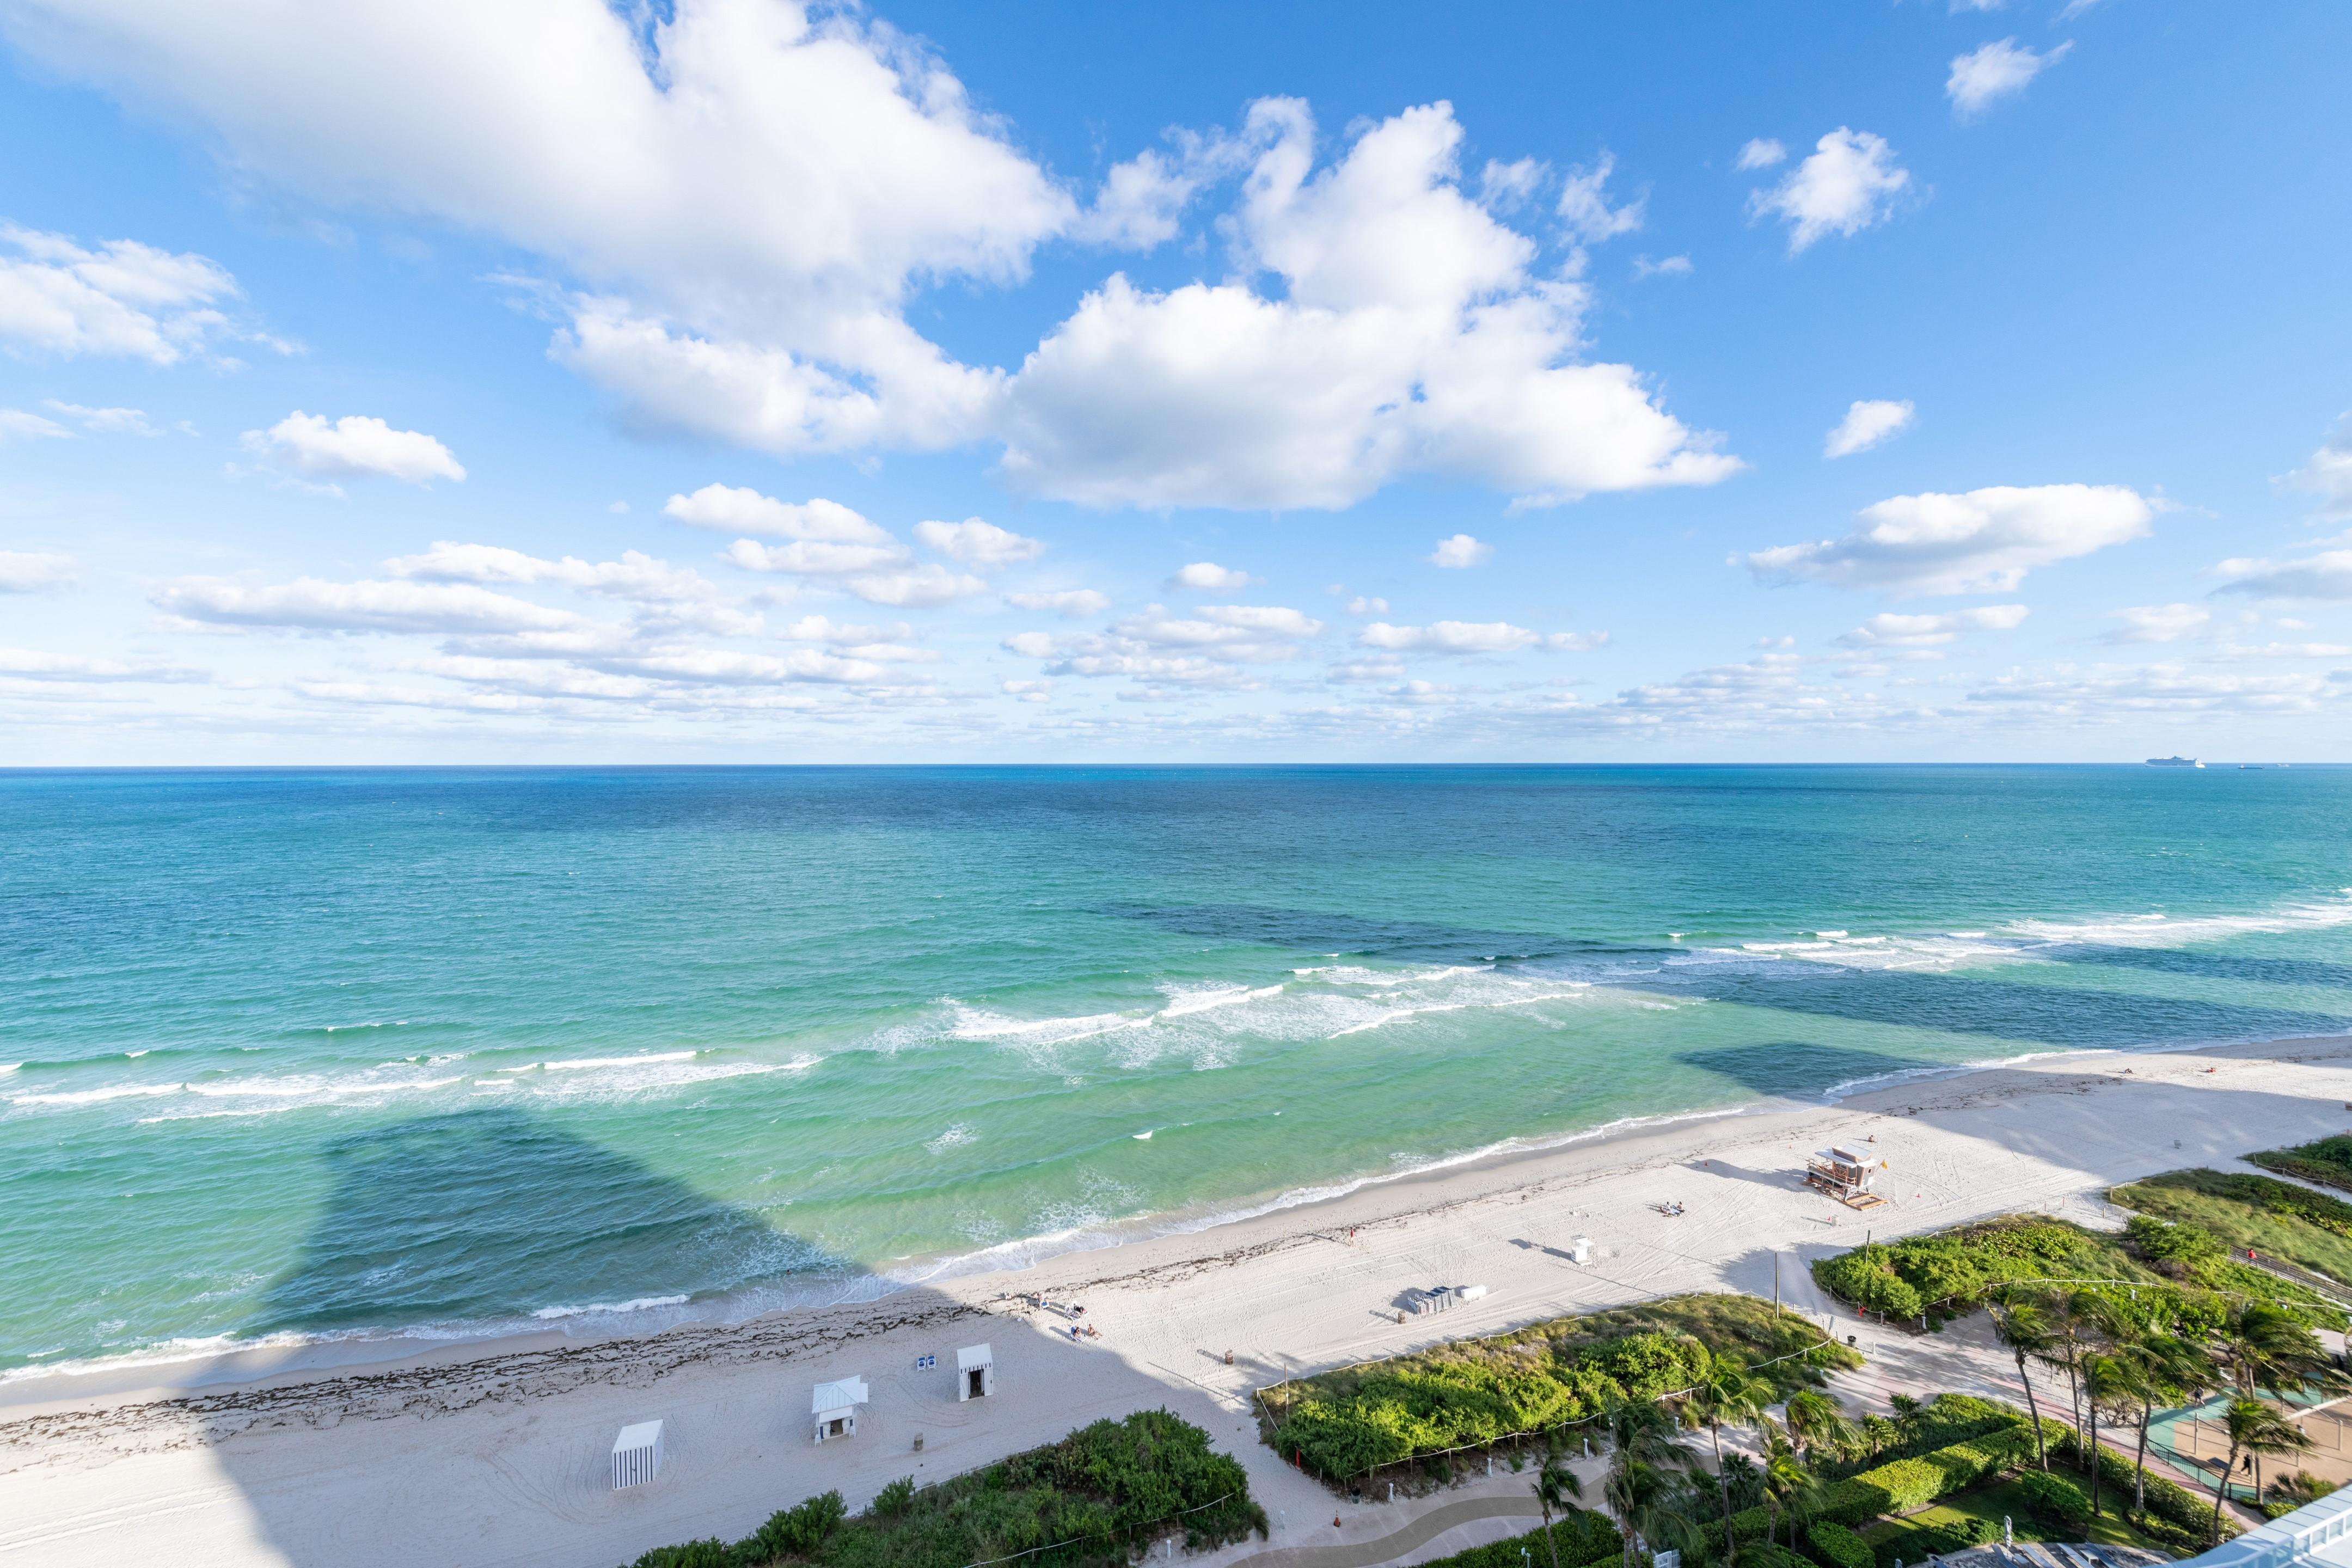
1808;1521;1873;1568
2015;1471;2089;1530
1708;1421;2034;1548
1414;1509;1621;1568
2044;1423;2240;1545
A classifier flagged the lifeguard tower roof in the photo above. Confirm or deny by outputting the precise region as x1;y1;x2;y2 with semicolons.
811;1377;869;1414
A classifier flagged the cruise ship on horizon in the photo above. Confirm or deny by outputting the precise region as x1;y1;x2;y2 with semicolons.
2145;755;2203;767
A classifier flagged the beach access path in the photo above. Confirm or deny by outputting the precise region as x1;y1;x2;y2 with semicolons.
3;1037;2347;1568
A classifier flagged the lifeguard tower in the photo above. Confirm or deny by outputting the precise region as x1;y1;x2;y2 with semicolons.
811;1376;869;1443
1805;1146;1888;1210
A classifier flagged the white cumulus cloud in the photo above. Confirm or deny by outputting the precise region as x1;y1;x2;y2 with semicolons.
844;563;987;607
1824;399;1915;459
1947;39;2072;119
1426;534;1493;568
995;100;1738;511
913;518;1043;567
1170;562;1254;590
1751;129;1911;254
154;577;586;635
244;412;464;484
664;485;890;543
1743;484;2152;596
1734;139;1786;171
0;223;259;363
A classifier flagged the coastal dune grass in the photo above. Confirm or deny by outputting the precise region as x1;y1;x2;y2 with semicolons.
1258;1293;1859;1481
619;1409;1265;1568
2111;1167;2352;1288
1809;1210;2317;1327
2249;1136;2352;1197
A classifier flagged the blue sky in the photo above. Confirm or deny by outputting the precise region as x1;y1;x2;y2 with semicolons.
2;0;2348;762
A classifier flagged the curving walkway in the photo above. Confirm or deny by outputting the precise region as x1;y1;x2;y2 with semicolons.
1229;1496;1547;1568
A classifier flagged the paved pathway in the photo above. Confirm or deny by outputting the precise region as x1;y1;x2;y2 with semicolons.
1229;1495;1548;1568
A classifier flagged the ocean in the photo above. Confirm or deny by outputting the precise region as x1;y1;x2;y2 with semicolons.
4;764;2349;1380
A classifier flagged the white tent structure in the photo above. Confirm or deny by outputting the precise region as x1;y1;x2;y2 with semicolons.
955;1343;995;1402
611;1420;664;1490
811;1376;869;1443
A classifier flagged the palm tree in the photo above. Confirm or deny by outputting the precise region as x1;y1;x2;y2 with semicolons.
1601;1399;1688;1568
2207;1399;2314;1545
1784;1389;1857;1470
2081;1352;2134;1517
2215;1302;2331;1400
1532;1436;1583;1568
2117;1326;2213;1517
1683;1364;1766;1561
1990;1295;2057;1471
1759;1427;1818;1551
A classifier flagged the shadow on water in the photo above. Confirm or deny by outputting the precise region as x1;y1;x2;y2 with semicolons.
199;1106;930;1568
1676;1042;1951;1101
252;1106;823;1336
1093;901;1589;964
2032;944;2352;991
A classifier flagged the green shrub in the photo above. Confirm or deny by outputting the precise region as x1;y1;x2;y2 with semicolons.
2016;1470;2090;1530
2045;1422;2238;1542
2123;1214;2221;1269
1265;1294;1855;1480
624;1541;734;1568
1711;1420;2031;1546
1742;1545;1815;1568
869;1477;915;1519
1808;1520;1874;1568
1414;1509;1620;1568
2251;1136;2352;1196
614;1410;1262;1568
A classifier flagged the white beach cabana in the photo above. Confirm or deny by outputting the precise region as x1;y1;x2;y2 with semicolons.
611;1420;664;1490
955;1343;995;1401
811;1376;869;1443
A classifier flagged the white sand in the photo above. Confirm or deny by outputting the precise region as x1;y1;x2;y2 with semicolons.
4;1037;2348;1568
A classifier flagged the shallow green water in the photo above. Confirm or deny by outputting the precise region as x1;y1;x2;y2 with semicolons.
4;765;2348;1376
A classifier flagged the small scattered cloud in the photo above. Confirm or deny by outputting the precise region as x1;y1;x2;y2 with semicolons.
1735;139;1787;171
1836;605;2028;648
1947;39;2073;120
1345;596;1388;616
0;407;72;442
844;563;988;608
0;646;204;683
154;576;585;635
1824;399;1916;459
607;499;630;514
2210;550;2352;601
1750;129;1910;254
1169;561;1253;590
2281;413;2352;518
243;412;465;485
0;550;78;592
1358;620;1599;654
665;486;891;543
42;400;155;435
2104;604;2210;644
1004;588;1110;619
914;518;1044;567
1632;255;1693;279
1478;157;1546;212
1426;534;1494;569
1743;483;2152;595
1556;152;1644;244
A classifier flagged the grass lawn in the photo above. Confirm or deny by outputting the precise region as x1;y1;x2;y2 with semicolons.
2110;1168;2352;1288
1859;1474;2177;1560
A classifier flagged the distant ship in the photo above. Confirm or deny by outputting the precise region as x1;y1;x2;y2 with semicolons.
2145;756;2203;768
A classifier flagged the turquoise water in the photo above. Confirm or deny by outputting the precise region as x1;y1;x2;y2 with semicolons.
4;765;2350;1377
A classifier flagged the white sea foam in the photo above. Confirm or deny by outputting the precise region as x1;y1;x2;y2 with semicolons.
9;1082;180;1106
1132;1129;1153;1140
529;1294;689;1321
502;1050;701;1073
926;1123;976;1153
1155;984;1283;1019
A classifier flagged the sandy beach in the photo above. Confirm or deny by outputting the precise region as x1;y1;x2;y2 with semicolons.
6;1034;2349;1568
